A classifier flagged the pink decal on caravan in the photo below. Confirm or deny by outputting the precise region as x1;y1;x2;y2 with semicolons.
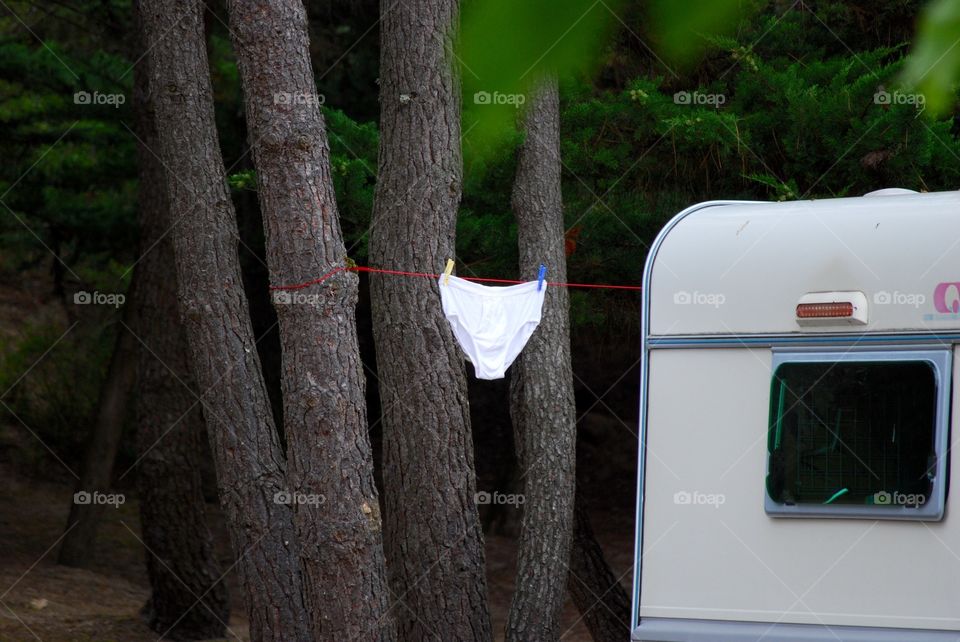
934;282;960;314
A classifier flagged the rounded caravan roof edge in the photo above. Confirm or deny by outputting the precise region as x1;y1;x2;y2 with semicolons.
631;199;765;631
645;191;960;336
640;199;769;307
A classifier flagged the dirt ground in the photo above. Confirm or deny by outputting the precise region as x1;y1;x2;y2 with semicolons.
0;460;634;642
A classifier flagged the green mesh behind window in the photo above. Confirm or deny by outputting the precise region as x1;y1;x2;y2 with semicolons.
766;361;936;507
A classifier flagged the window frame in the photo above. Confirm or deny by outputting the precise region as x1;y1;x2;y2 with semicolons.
764;348;952;520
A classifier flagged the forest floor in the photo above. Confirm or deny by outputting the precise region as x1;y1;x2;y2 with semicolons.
0;459;634;641
0;279;638;641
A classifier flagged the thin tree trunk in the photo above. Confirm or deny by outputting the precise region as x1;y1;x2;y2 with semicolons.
369;0;492;639
58;285;138;567
131;11;230;638
568;494;631;642
505;77;577;642
225;1;394;639
136;2;311;640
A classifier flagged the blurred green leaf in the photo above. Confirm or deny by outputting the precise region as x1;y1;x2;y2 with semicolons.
647;0;754;66
901;0;960;116
458;0;621;154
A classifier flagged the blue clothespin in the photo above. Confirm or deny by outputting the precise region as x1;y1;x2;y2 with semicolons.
537;264;547;291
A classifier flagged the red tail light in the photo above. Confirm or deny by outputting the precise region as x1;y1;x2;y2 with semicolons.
796;302;855;319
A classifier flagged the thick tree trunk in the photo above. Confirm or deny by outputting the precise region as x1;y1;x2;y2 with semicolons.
225;1;394;639
130;14;230;639
137;2;311;640
58;286;138;567
505;77;577;642
369;0;492;639
568;494;631;642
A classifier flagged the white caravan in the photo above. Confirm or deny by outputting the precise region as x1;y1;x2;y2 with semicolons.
632;190;960;641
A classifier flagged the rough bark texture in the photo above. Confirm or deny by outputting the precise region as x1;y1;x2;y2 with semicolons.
568;494;632;642
505;77;578;642
131;17;230;638
58;288;138;567
369;0;492;639
137;2;311;640
225;1;394;639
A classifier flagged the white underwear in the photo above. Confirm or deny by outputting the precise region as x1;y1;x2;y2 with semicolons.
439;274;546;380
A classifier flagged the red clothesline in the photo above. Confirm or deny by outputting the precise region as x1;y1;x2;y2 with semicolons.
269;265;643;292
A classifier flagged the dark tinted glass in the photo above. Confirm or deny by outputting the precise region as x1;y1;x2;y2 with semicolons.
767;361;936;508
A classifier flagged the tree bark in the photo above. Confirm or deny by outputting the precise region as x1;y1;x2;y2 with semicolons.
369;0;492;639
130;10;230;638
137;2;311;640
568;494;631;642
58;283;138;567
505;77;577;642
225;1;394;639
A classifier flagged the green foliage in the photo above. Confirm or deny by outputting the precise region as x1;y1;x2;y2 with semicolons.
559;7;960;204
448;2;960;329
458;0;622;154
647;0;755;66
531;3;958;326
209;30;249;167
228;169;257;192
0;17;137;282
326;108;379;260
458;131;521;278
226;108;380;263
902;0;960;116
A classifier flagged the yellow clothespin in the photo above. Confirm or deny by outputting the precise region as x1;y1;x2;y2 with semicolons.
443;258;454;286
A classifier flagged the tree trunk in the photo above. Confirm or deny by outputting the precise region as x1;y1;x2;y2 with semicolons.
58;284;138;567
130;10;230;638
568;494;631;642
369;0;492;639
225;1;394;639
137;2;311;640
505;77;577;642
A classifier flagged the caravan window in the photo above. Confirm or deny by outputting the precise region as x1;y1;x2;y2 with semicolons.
765;350;951;520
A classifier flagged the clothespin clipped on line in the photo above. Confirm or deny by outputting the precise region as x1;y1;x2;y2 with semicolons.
537;264;547;291
443;258;455;286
